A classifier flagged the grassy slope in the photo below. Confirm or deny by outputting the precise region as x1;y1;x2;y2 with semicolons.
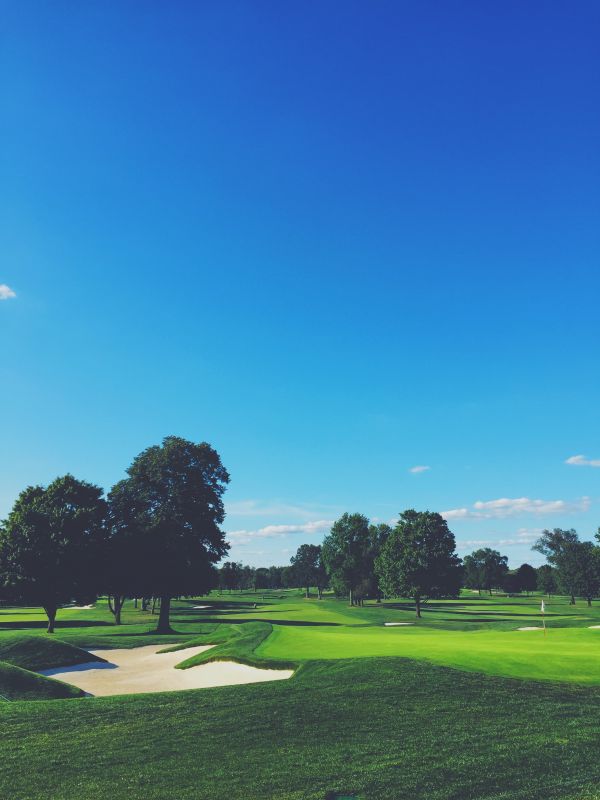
0;634;107;671
0;661;84;701
3;592;600;798
1;657;600;800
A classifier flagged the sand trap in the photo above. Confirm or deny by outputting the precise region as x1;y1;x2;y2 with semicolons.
39;644;293;697
64;604;95;610
517;626;543;631
192;605;211;610
589;625;600;629
384;622;414;626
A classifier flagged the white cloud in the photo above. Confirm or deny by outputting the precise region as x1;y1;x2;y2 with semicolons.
0;284;16;300
442;496;590;520
565;454;600;468
409;465;431;474
457;528;543;550
227;519;334;546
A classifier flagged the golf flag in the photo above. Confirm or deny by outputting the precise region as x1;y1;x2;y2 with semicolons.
541;599;546;636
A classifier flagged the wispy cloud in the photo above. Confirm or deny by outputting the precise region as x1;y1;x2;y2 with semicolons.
227;519;334;546
457;528;543;550
226;499;338;520
565;454;600;468
442;496;590;520
0;284;16;300
409;465;430;474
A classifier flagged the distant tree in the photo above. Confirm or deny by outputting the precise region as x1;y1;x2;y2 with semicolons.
573;542;600;607
322;513;372;606
464;548;508;595
536;564;558;597
266;566;284;590
533;529;580;604
0;475;107;633
501;571;522;595
290;544;327;598
254;567;271;591
375;510;462;618
240;565;255;592
516;563;537;595
108;437;230;633
220;561;242;593
281;565;296;589
462;553;485;594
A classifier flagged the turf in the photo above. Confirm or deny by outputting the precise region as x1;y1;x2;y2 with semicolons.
0;634;106;672
2;591;600;799
0;661;84;701
2;657;600;799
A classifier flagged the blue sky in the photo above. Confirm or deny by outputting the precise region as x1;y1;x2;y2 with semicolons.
1;1;599;567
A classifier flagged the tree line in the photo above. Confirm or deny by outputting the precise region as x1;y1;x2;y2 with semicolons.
2;434;599;632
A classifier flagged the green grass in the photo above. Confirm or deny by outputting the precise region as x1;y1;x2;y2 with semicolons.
2;590;600;798
0;634;106;672
0;661;84;701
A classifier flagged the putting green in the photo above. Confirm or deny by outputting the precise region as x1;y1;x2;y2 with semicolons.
257;624;600;683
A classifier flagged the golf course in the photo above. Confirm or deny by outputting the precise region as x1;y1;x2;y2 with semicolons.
2;589;600;800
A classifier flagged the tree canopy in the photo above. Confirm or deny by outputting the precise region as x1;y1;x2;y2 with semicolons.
375;509;462;617
0;475;107;632
108;436;230;632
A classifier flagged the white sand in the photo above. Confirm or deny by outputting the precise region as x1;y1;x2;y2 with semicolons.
40;644;293;697
65;604;95;610
192;605;211;609
384;622;414;626
589;625;600;629
517;626;543;631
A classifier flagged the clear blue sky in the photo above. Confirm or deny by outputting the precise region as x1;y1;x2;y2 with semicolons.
1;1;599;567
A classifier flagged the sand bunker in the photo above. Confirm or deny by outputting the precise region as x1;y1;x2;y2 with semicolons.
589;625;600;629
65;604;95;610
384;622;414;626
517;626;543;631
192;605;211;609
40;644;293;697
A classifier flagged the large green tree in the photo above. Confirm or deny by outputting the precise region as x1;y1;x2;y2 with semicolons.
463;548;508;595
375;510;462;617
536;564;558;596
0;475;107;632
290;544;327;598
108;436;230;633
515;563;537;595
321;513;373;606
533;529;581;604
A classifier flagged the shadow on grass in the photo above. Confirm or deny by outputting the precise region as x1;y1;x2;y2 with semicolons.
0;620;114;631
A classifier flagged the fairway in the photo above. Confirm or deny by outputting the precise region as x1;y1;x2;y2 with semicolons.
258;623;600;683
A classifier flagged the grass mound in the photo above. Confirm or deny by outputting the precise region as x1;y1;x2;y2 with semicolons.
162;622;297;671
0;634;106;672
0;661;84;701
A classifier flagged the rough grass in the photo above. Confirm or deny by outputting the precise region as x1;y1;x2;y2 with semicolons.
0;661;84;701
0;634;106;672
2;658;600;799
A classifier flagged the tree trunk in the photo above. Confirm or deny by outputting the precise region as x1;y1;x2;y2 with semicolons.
317;587;323;600
43;605;57;634
588;598;592;607
134;597;138;609
151;597;157;615
570;594;576;605
349;588;353;606
305;586;309;598
415;595;421;618
156;595;172;633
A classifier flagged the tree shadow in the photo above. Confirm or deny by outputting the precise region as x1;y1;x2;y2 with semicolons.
0;619;113;631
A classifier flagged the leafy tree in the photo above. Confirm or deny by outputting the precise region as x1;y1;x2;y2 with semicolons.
0;475;107;632
281;565;296;588
375;509;462;617
536;564;557;596
220;561;242;593
462;553;485;594
533;529;580;604
108;436;230;633
290;544;327;598
464;548;508;595
322;513;372;605
254;567;271;591
573;541;600;607
501;571;522;595
515;563;537;595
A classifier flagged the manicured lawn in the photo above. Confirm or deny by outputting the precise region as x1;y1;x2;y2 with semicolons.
2;590;600;799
